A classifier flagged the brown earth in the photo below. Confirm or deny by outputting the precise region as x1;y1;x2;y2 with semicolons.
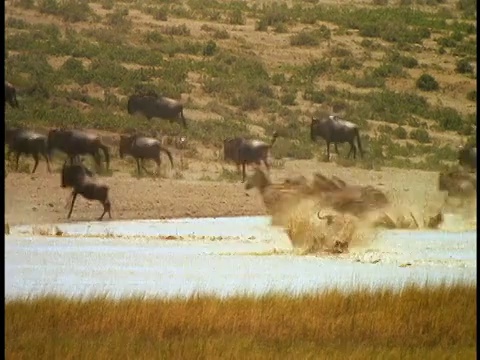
5;156;445;226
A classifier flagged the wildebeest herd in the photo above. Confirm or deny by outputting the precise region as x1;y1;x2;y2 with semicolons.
4;81;477;222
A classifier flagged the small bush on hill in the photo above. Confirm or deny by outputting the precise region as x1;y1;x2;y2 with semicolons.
416;74;439;91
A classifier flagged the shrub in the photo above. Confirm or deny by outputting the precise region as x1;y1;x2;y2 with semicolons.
455;58;474;74
410;128;431;143
290;31;319;46
466;90;476;102
416;74;439;91
203;40;218;56
393;126;407;139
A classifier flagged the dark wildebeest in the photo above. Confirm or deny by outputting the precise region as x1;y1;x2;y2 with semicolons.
119;134;174;176
224;132;279;182
458;144;476;171
127;94;187;128
310;115;364;161
61;161;111;220
438;169;476;206
5;81;19;108
47;129;110;171
5;127;51;173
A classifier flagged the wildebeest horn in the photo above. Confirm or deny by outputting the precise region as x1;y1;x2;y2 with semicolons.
317;211;334;225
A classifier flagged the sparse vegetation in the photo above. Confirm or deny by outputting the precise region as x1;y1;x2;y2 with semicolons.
4;0;476;171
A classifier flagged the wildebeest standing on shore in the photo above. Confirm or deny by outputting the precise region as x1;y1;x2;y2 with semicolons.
61;161;112;220
5;127;51;173
47;129;110;171
310;115;364;161
5;81;19;108
224;132;279;183
127;94;187;128
458;144;477;171
119;134;174;176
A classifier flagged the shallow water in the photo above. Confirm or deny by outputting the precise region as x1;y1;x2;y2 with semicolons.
5;215;476;299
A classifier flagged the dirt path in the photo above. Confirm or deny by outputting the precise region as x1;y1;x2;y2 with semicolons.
5;157;445;226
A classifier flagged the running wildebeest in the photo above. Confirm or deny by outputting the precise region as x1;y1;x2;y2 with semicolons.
61;160;111;220
119;134;174;176
5;81;19;108
438;169;476;202
47;129;110;170
224;132;279;182
458;144;476;171
310;115;364;161
127;94;187;128
5;127;51;173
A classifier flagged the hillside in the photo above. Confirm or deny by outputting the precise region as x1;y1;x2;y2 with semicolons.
5;0;477;170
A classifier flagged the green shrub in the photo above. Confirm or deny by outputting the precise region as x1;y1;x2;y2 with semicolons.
409;128;431;143
228;9;246;25
416;74;439;91
393;126;407;139
290;31;319;46
203;40;218;56
455;58;474;74
466;90;476;102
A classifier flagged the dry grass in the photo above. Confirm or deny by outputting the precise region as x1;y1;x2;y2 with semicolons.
6;283;476;359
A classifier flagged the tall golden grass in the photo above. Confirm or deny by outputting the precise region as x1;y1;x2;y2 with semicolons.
6;283;476;359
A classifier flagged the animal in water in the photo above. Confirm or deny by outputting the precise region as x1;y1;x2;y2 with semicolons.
5;81;19;109
47;129;110;170
224;132;279;182
310;172;389;216
119;134;174;175
5;127;51;173
458;144;477;171
61;161;111;220
310;115;364;161
127;94;187;128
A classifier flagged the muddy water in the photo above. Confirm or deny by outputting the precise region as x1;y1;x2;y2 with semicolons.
5;216;476;299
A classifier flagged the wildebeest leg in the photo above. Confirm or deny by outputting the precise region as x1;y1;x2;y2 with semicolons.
43;152;51;173
263;159;270;173
141;159;153;175
326;142;331;162
242;162;247;183
99;200;111;221
346;141;355;159
31;153;40;174
154;157;161;176
15;152;21;171
136;158;142;175
67;192;78;219
334;143;339;154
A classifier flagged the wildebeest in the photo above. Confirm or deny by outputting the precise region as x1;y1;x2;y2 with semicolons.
458;144;476;171
5;81;19;108
310;115;364;161
224;132;279;182
47;129;110;170
310;172;389;217
5;127;51;173
61;161;111;220
438;169;476;204
127;94;187;128
119;134;174;176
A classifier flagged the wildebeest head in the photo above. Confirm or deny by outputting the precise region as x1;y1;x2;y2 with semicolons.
119;134;136;158
458;144;477;170
5;82;19;108
61;161;91;188
438;169;476;197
